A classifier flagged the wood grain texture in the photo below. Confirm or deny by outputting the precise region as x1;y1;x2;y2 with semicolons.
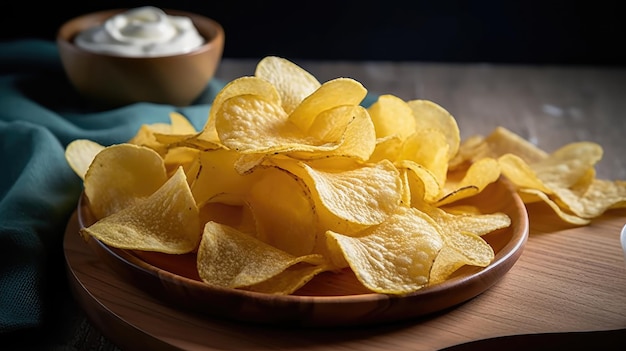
65;59;626;350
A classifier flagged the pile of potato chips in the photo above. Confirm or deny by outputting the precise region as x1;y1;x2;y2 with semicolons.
66;56;626;296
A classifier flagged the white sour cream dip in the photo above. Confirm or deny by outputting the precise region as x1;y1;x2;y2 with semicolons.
74;6;205;57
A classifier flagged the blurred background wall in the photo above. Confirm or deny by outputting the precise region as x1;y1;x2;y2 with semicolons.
2;0;623;66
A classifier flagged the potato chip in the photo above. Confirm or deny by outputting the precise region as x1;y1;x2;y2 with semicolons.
398;159;442;204
367;94;416;140
197;221;326;292
407;99;460;161
551;178;626;219
288;78;367;133
429;230;494;285
129;112;197;155
520;188;590;225
287;104;376;161
245;167;317;256
199;76;282;144
83;143;168;219
399;129;450;189
326;206;443;295
215;94;345;154
496;138;626;224
64;139;105;180
243;263;331;295
368;135;403;163
81;167;201;253
269;157;403;229
191;148;262;207
255;56;321;115
531;142;603;189
497;154;553;194
421;203;511;238
436;157;501;206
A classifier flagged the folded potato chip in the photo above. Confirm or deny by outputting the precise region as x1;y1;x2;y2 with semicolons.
81;167;201;254
326;206;444;295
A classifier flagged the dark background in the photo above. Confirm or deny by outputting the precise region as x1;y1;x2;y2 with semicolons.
1;0;624;66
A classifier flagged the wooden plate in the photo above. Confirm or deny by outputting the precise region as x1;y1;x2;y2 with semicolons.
76;178;528;327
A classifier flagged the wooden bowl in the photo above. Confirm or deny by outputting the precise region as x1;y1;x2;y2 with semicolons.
77;178;528;327
57;8;224;107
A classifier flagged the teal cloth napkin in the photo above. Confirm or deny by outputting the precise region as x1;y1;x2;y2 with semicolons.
0;39;225;336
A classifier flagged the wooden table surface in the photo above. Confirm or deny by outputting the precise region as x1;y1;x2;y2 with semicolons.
63;59;626;350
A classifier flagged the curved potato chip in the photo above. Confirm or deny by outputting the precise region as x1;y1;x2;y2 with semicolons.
429;230;494;285
84;143;168;219
407;99;460;160
368;135;403;163
244;263;331;295
483;126;548;163
498;153;553;194
191;148;262;207
520;188;590;225
65;139;105;180
398;159;442;204
419;203;511;237
246;167;318;256
200;76;282;144
367;94;416;140
255;56;321;115
287;105;376;161
436;157;501;206
215;94;342;154
448;135;487;171
532;141;603;189
81;167;201;253
326;206;444;295
288;78;367;132
128;112;197;155
197;221;324;289
400;129;450;188
551;178;626;219
271;158;403;229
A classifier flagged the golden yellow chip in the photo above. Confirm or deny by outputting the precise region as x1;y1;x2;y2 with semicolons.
81;167;201;253
326;206;444;295
191;148;262;207
197;221;325;291
244;263;331;295
551;178;626;219
245;167;317;256
429;230;494;285
128;112;197;155
200;76;282;144
288;78;367;132
407;99;460;161
497;139;625;224
497;153;553;193
65;139;105;180
287;104;376;161
399;129;450;188
215;94;343;154
367;94;416;140
398;159;442;204
269;158;403;230
531;142;603;189
436;157;501;206
255;56;321;115
83;143;168;219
